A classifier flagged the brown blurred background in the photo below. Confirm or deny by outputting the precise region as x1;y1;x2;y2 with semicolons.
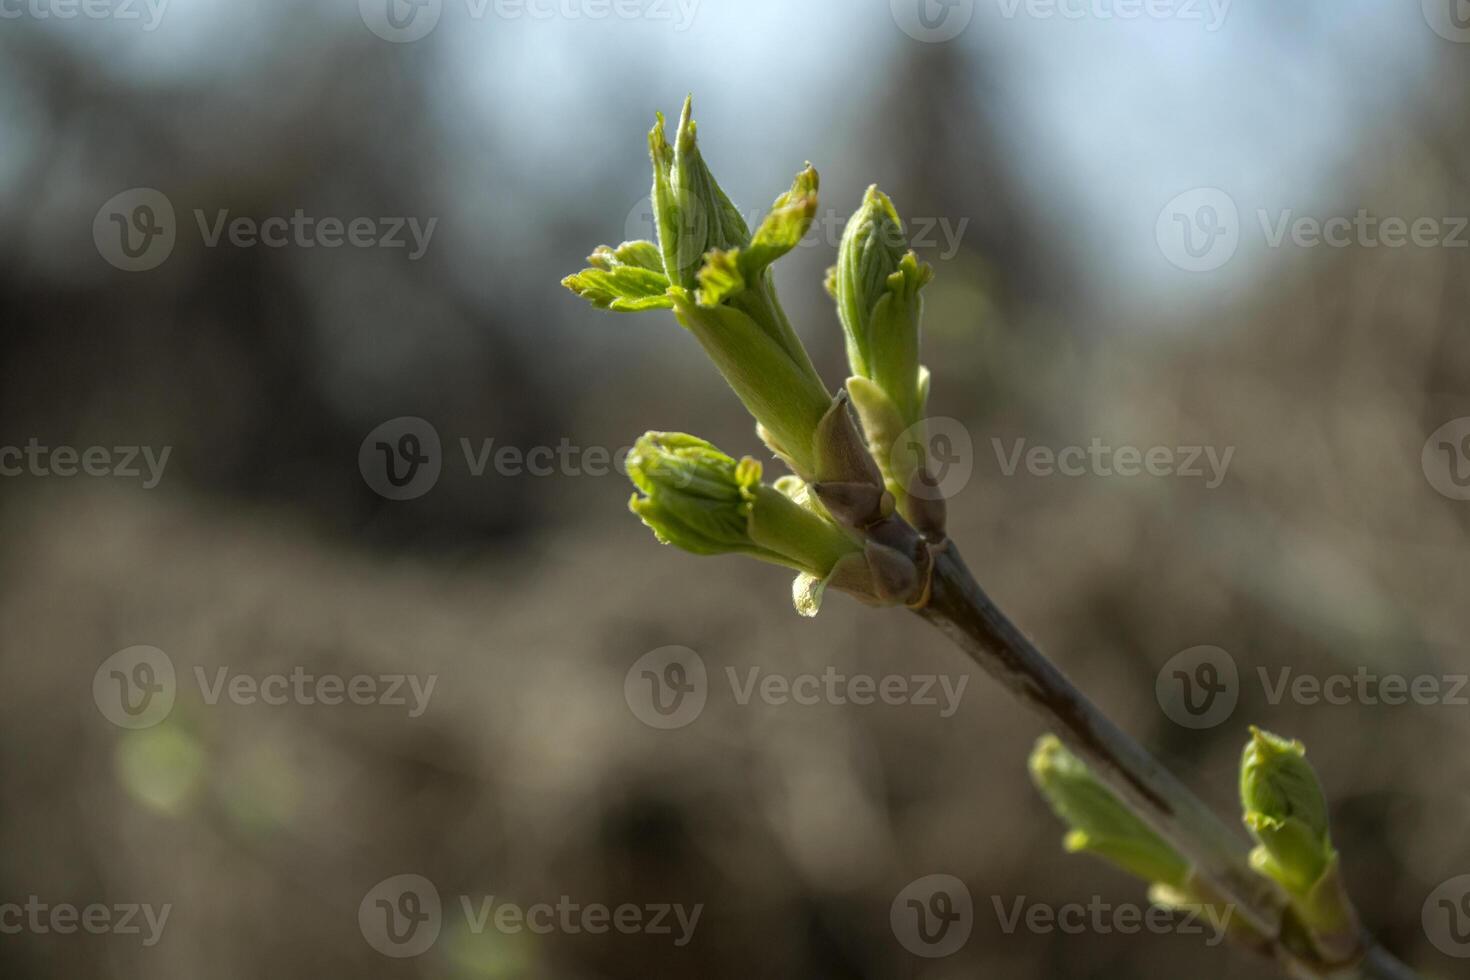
1;1;1468;977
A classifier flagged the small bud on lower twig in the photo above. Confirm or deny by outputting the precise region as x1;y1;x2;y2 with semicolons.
1239;727;1362;965
1030;735;1191;890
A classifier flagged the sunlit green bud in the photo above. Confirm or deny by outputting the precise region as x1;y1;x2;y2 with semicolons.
649;96;751;289
832;187;933;410
830;187;940;534
625;432;921;617
1240;727;1334;896
1239;728;1362;961
626;432;859;577
1030;735;1191;889
834;187;906;375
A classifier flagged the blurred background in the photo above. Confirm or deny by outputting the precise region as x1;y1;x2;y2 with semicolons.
1;0;1469;976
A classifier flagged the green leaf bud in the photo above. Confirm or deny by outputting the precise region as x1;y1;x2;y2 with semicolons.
1240;727;1334;896
649;96;751;289
626;432;859;580
830;187;942;534
1030;735;1191;889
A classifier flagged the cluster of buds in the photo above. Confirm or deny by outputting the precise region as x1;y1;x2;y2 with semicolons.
1031;728;1363;969
564;97;949;615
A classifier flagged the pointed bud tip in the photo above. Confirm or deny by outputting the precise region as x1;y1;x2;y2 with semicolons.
676;95;697;151
862;183;901;221
735;455;763;488
1248;725;1306;761
1029;734;1067;772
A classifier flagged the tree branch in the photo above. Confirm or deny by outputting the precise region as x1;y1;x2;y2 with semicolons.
913;543;1422;979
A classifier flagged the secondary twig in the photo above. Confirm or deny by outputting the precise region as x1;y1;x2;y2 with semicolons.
914;543;1422;980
